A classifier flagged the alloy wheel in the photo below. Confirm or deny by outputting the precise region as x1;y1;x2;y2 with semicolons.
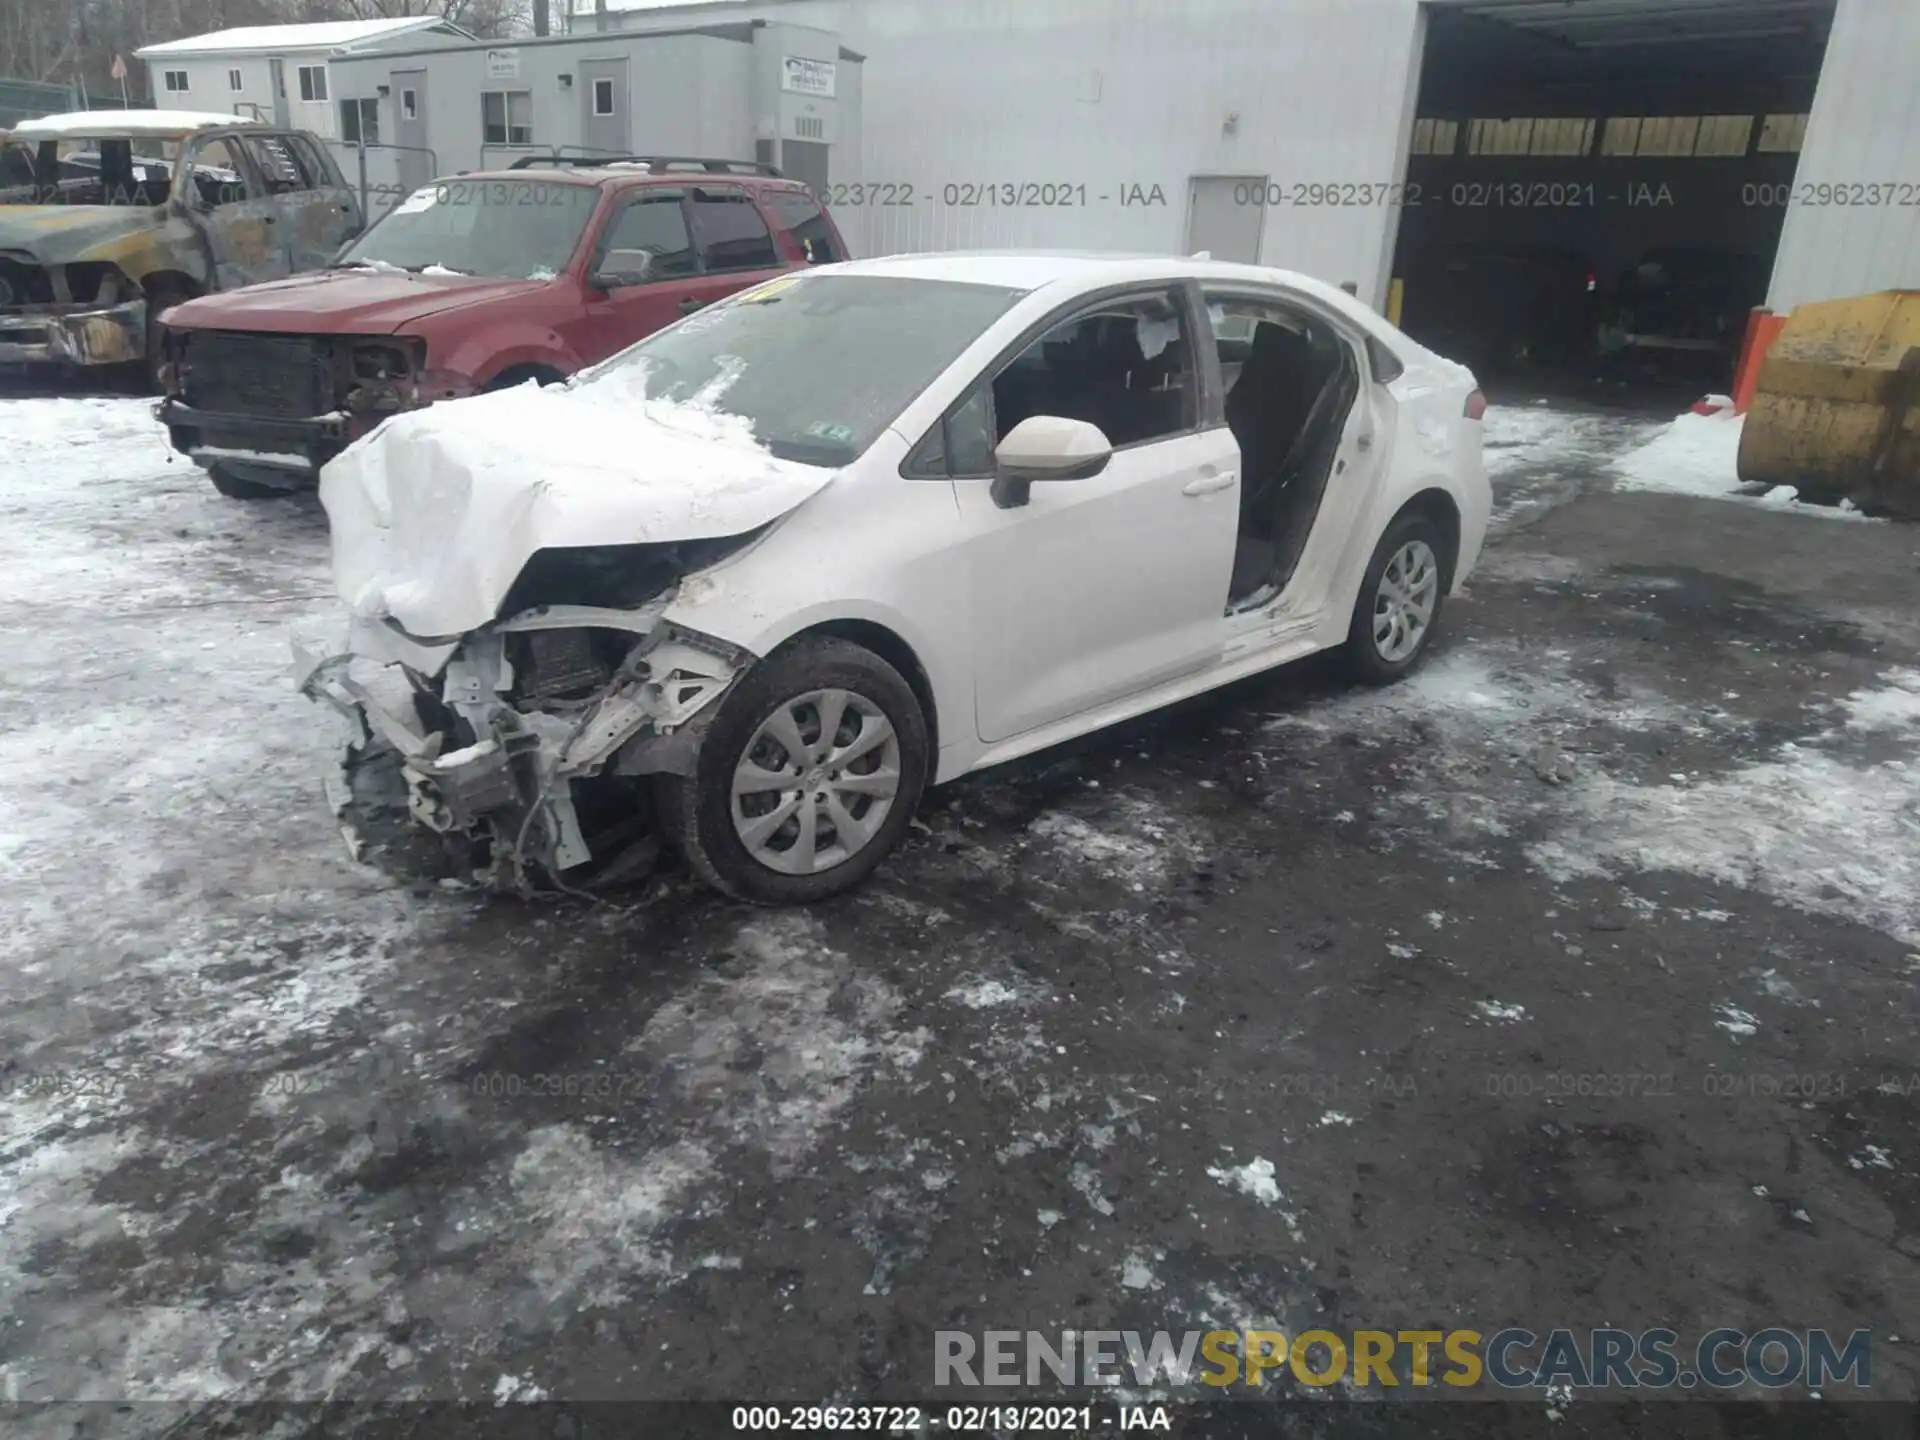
729;687;902;875
1372;539;1439;663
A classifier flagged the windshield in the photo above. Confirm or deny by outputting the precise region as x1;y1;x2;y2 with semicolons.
580;273;1028;466
336;179;600;279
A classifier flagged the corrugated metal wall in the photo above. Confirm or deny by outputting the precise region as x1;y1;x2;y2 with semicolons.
1768;0;1920;310
614;0;1425;304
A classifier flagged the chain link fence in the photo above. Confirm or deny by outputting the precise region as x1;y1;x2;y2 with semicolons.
321;138;440;222
1;79;149;128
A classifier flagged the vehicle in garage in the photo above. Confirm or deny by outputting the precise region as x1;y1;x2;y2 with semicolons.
155;157;844;499
1596;247;1771;383
297;252;1489;904
0;110;359;381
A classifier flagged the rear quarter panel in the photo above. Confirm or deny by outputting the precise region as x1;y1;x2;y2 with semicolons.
1313;352;1488;651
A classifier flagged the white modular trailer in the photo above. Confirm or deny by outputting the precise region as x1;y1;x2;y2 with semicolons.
137;18;472;141
326;20;860;217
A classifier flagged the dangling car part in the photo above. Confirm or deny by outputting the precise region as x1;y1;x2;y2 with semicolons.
297;585;752;893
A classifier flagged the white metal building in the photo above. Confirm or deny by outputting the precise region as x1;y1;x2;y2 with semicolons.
592;0;1916;326
149;0;1920;354
136;18;473;142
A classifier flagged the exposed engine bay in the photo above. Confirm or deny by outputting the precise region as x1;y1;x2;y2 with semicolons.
295;538;755;894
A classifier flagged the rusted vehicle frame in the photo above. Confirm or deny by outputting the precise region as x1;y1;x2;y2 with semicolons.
0;117;359;375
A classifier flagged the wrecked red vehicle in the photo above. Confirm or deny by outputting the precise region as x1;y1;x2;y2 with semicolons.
156;156;846;499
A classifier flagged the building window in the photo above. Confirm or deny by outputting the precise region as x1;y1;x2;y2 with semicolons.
592;77;615;117
297;65;328;102
482;90;534;146
339;97;380;145
1410;118;1459;156
1693;115;1754;156
1467;117;1593;157
228;68;243;92
1603;115;1756;158
163;70;189;92
1757;113;1809;153
402;89;418;120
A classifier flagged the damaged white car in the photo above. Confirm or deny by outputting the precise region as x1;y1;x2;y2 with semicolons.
299;252;1490;903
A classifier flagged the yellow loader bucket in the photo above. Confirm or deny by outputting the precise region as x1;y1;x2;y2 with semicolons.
1738;290;1920;518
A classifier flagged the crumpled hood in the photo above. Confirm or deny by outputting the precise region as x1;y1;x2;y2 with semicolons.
165;270;545;334
0;204;160;262
320;371;836;639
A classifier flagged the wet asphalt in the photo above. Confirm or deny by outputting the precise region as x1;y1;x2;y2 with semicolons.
1;392;1917;1438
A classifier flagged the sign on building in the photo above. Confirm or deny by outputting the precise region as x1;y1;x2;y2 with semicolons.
485;49;521;80
780;57;836;99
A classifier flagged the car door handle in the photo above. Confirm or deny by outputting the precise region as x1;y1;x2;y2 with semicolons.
678;297;707;315
1182;470;1238;496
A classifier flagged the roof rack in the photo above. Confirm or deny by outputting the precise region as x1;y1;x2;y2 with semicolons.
507;151;783;177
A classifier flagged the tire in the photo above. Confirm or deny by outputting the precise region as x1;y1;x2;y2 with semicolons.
207;463;292;500
655;635;930;904
1336;510;1453;686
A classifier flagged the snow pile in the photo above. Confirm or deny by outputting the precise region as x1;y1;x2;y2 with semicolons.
1611;411;1745;498
1612;411;1880;519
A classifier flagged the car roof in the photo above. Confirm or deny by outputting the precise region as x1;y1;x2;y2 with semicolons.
828;249;1369;305
12;109;267;141
448;165;805;191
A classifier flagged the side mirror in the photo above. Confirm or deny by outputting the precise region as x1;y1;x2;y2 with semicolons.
590;248;654;289
989;415;1113;509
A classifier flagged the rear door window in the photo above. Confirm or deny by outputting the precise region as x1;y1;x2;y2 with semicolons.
242;133;314;195
689;186;779;273
600;189;698;279
184;136;254;208
762;187;841;264
286;134;344;192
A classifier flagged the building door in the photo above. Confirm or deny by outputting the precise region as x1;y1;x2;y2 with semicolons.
1185;174;1265;263
268;59;289;127
780;139;828;198
391;69;431;195
579;59;629;159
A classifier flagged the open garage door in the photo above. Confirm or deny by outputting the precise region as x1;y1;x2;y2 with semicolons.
1391;0;1834;399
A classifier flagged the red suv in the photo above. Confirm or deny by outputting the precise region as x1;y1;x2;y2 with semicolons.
156;156;846;499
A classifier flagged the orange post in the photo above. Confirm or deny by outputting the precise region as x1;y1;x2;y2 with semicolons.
1732;307;1789;414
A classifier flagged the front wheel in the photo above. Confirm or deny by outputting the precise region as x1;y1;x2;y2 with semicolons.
655;636;930;904
1336;512;1451;685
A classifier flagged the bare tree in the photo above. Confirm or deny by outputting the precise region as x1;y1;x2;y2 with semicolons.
297;0;531;38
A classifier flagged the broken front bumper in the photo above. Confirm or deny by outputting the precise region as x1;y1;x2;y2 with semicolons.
294;612;747;890
157;399;364;484
0;297;145;367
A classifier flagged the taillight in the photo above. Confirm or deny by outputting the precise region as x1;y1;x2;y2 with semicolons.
1465;390;1487;421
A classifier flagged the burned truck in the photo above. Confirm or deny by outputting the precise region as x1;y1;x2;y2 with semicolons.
0;110;360;382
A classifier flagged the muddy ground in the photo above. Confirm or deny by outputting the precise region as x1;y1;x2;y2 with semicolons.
0;396;1917;1436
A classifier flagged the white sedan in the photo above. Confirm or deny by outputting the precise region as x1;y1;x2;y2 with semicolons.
300;251;1489;903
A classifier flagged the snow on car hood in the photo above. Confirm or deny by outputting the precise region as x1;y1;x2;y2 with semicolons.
320;372;835;639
